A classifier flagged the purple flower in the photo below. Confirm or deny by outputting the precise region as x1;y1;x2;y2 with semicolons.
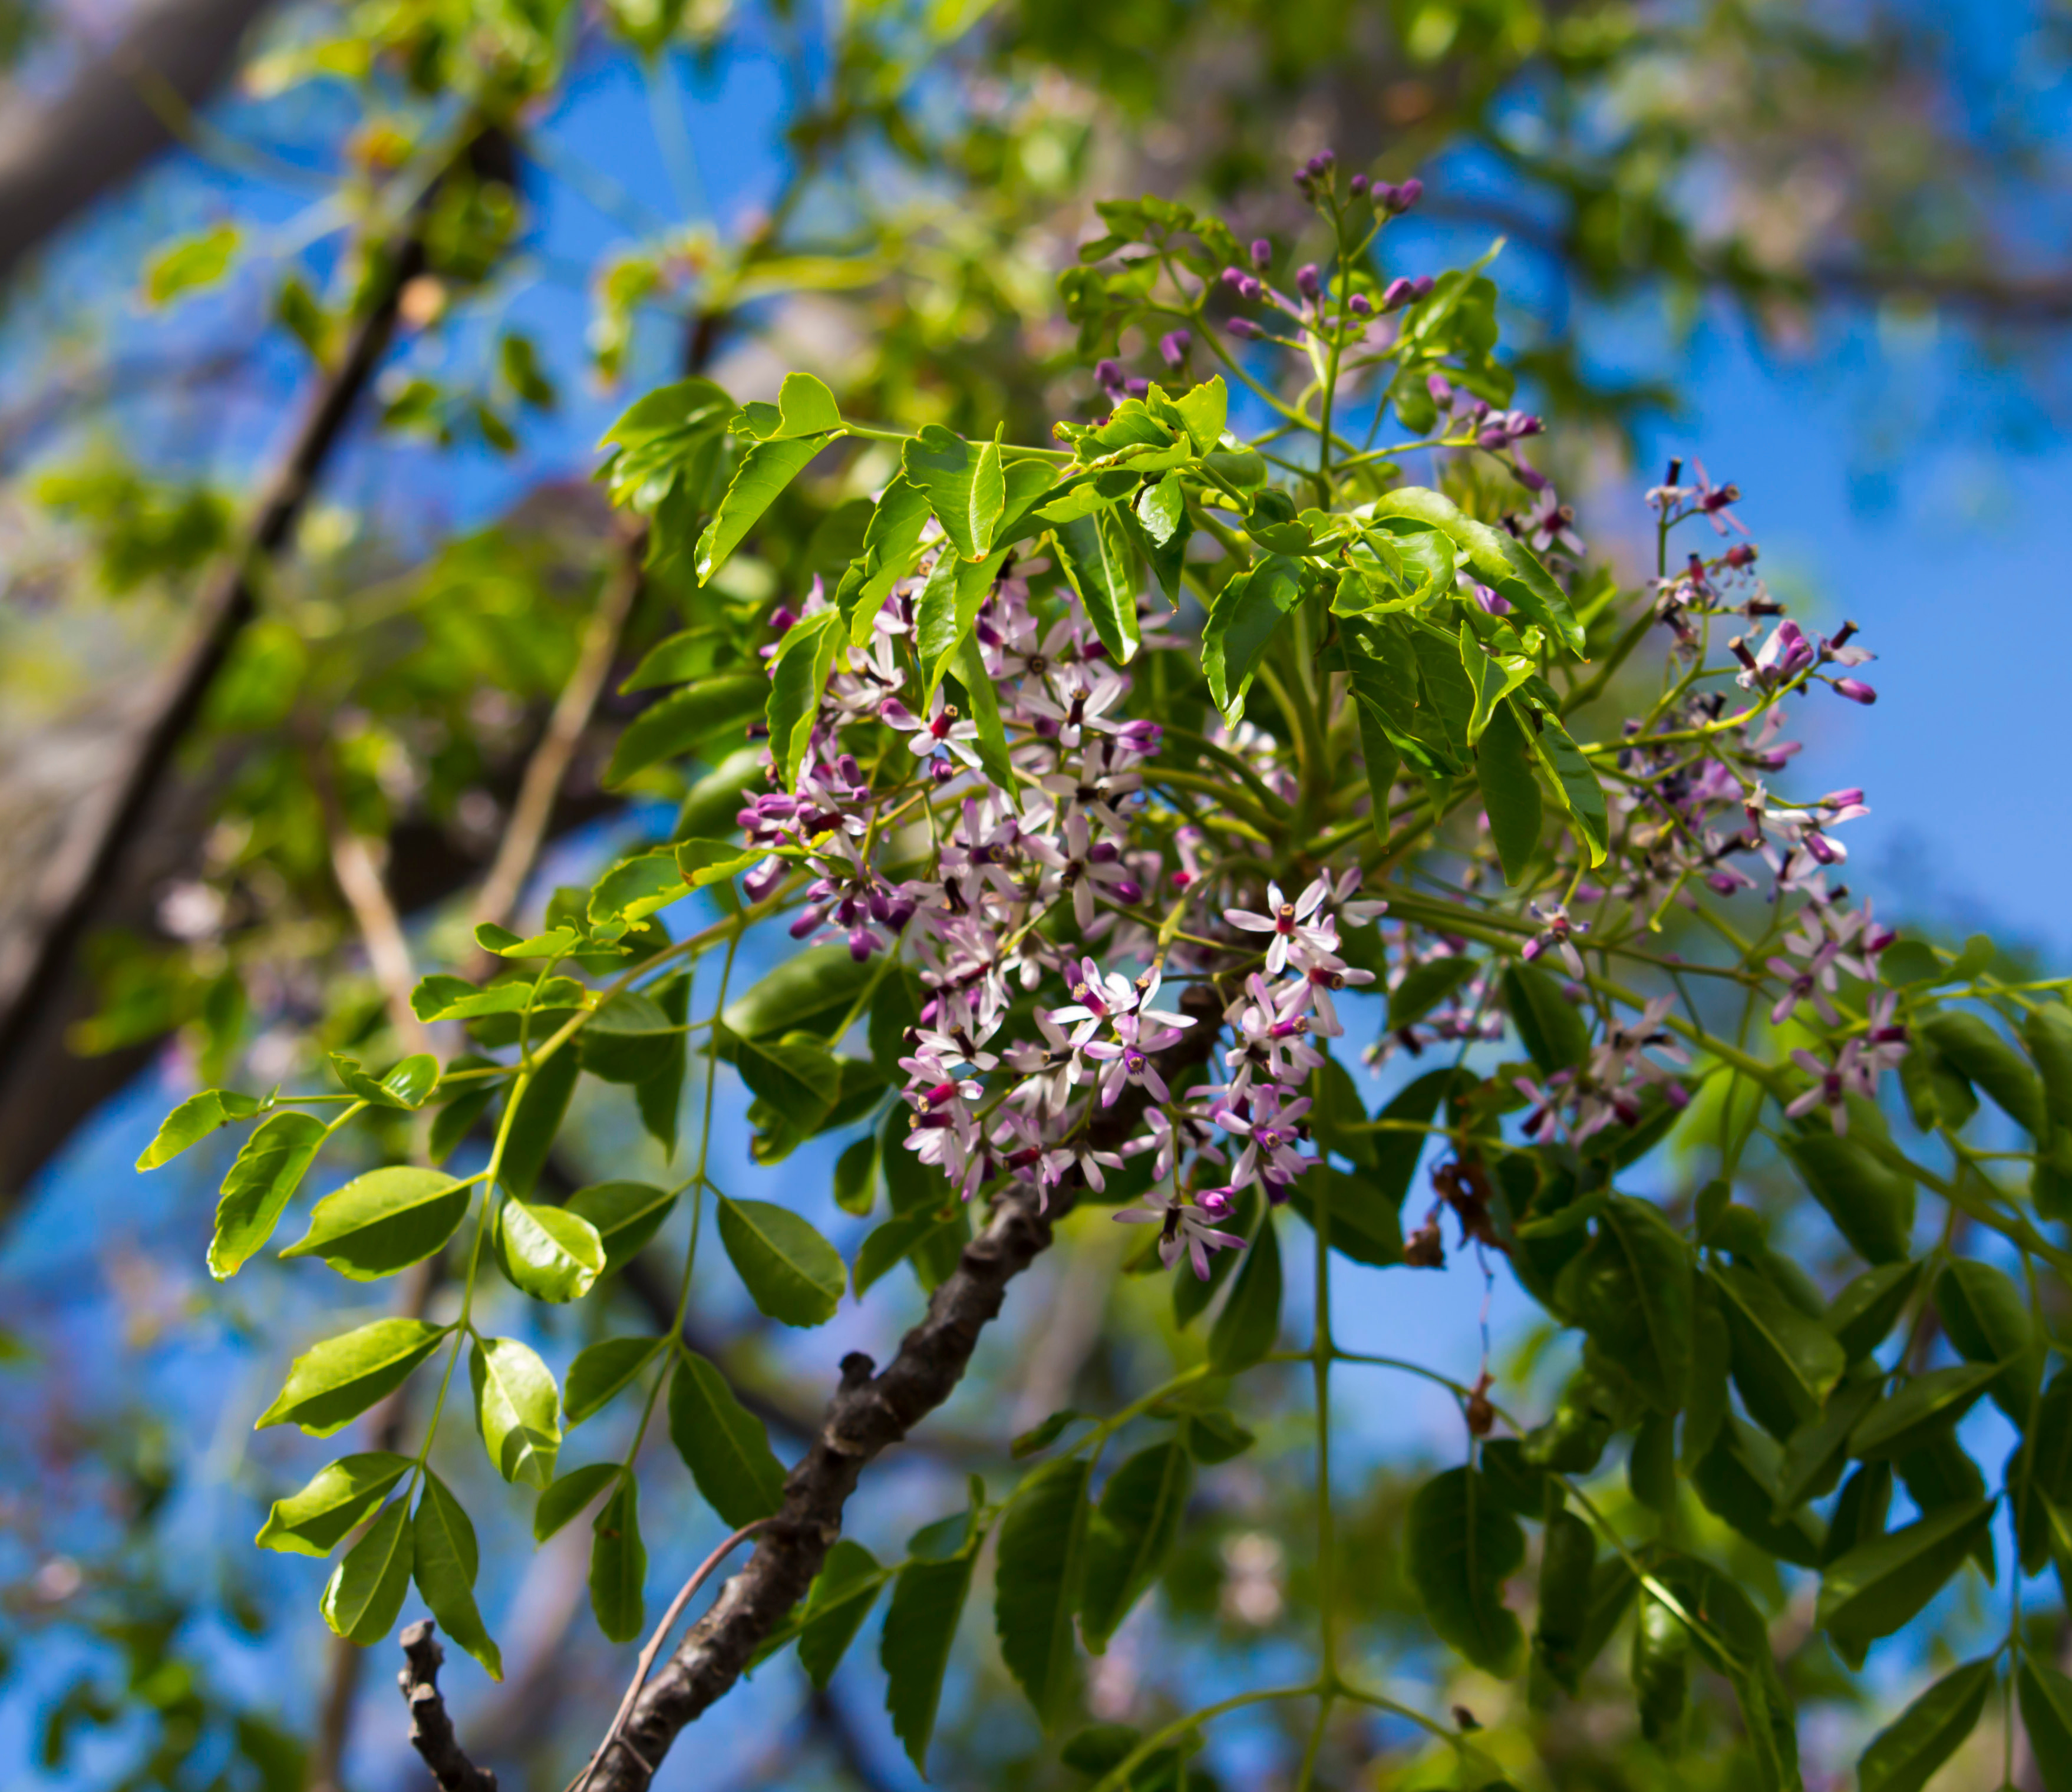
1159;329;1192;370
1113;1194;1246;1279
1250;237;1272;270
1295;263;1322;301
1833;678;1878;705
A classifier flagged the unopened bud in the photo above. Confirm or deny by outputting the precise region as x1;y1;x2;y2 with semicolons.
1250;237;1272;270
1295;262;1321;301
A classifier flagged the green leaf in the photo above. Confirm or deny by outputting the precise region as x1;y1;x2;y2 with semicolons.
695;434;827;583
603;671;768;788
535;1463;621;1543
1776;1378;1883;1513
635;974;690;1157
1556;1196;1692;1414
722;946;877;1041
1388;955;1479;1031
1475;698;1542;883
717;1196;844;1327
589;1477;646;1644
1181;1409;1255;1465
914;544;1009;699
496;1198;605;1304
329;1052;438;1110
144;222;240;306
1523;709;1608;865
729;1028;840;1136
767;609;843;789
668;1349;787;1527
1202;554;1301;721
1936;1259;2039;1420
969;428;1006;557
1079;1443;1191;1654
1919;1009;2046;1135
2023;1659;2072;1792
1849;1364;2000;1461
1858;1657;1995;1792
586;854;685;930
740;370;843;440
497;1051;579;1202
1407;1466;1525;1676
842;476;933;642
1826;1260;1923;1362
1207;1212;1281;1372
883;1539;978;1773
1286;1164;1402;1266
951;632;1015;791
470;1336;561;1489
1711;1263;1847;1437
319;1498;413;1646
1781;1133;1916;1265
2023;1004;2072;1131
618;625;723;694
1531;1505;1597;1691
565;1181;677;1272
1817;1498;1994;1661
257;1453;412;1557
1371;486;1582;655
138;1088;263;1170
281;1167;470;1281
257;1319;446;1437
1053;504;1141;665
855;1206;968;1296
995;1457;1092;1727
578;991;675;1083
1691;1418;1826;1566
797;1541;883;1689
1644;1555;1800;1792
2012;1374;2072;1574
209;1111;328;1279
1630;1593;1691;1745
565;1338;659;1425
903;425;986;559
1503;963;1589;1073
413;1471;502;1679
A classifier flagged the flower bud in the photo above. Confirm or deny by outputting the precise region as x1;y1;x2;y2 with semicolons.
1159;329;1192;369
1348;292;1372;316
1295;262;1321;301
1250;237;1272;270
1477;425;1509;451
1426;372;1454;405
1382;276;1415;311
1305;149;1335;176
1227;318;1262;339
1348;172;1369;197
1834;678;1878;704
1220;265;1249;292
1509;412;1544;437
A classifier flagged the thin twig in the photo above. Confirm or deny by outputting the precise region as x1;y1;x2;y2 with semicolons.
471;522;647;937
572;1519;776;1792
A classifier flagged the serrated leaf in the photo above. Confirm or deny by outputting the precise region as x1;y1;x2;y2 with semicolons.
1371;486;1582;655
668;1349;787;1527
587;852;686;929
496;1050;578;1203
471;1335;561;1489
995;1457;1091;1727
565;1337;659;1424
1079;1443;1192;1653
565;1180;677;1272
797;1541;883;1688
914;543;1008;698
209;1111;328;1279
1523;709;1608;866
842;476;933;643
138;1088;264;1170
535;1462;621;1543
1858;1657;1995;1792
729;1028;840;1136
413;1471;502;1679
257;1319;446;1437
589;1477;646;1643
1407;1466;1525;1675
1053;503;1141;665
319;1497;413;1645
257;1453;412;1557
1202;553;1301;721
695;434;827;583
767;609;843;789
281;1167;469;1280
883;1543;977;1774
717;1196;844;1327
741;370;843;441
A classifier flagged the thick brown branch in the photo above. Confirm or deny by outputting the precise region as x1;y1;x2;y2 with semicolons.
582;983;1224;1792
398;1622;498;1792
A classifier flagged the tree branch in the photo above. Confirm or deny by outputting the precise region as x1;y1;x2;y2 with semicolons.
397;1622;498;1792
580;983;1224;1792
0;0;275;283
